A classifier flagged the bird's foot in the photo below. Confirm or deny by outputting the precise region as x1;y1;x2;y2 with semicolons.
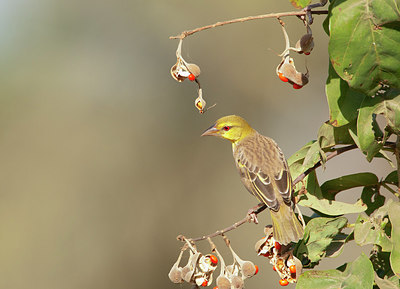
247;211;259;224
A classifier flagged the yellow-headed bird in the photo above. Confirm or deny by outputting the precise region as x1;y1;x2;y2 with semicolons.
202;115;303;245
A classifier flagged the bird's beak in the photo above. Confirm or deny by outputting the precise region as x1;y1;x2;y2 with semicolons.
201;125;219;137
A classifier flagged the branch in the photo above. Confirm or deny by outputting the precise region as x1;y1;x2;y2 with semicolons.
183;144;358;242
292;144;358;185
169;10;328;40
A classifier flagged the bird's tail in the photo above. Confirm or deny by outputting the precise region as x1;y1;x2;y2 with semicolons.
270;204;304;245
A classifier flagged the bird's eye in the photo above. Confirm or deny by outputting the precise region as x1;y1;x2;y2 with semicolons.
223;126;231;131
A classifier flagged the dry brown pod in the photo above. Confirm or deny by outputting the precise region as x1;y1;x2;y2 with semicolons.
277;57;309;88
231;276;244;289
168;249;185;284
241;261;257;278
182;251;201;283
295;33;314;55
216;275;231;289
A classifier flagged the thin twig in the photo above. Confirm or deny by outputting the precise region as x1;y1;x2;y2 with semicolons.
292;144;358;185
381;182;400;198
169;10;328;39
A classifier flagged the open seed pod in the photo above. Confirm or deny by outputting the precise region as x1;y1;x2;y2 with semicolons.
276;56;309;89
195;88;206;114
199;254;218;272
255;226;275;258
170;39;201;82
182;251;202;283
272;252;303;284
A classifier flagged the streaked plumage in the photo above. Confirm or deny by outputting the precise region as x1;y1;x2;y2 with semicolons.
202;115;303;245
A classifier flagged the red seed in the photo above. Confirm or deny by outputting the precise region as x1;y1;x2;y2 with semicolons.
254;265;259;275
293;83;303;89
188;73;196;81
278;73;289;82
273;265;276;271
201;280;208;287
209;254;218;265
275;242;281;250
213;287;218;289
279;279;289;286
289;265;296;274
304;52;311;55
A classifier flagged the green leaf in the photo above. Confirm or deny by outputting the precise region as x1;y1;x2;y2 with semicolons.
326;63;366;127
299;171;367;216
321;172;379;199
288;140;323;182
357;89;400;161
302;141;325;171
297;253;374;289
354;213;392;252
361;186;386;216
289;0;312;9
374;272;400;289
328;0;400;95
384;170;399;186
317;121;356;148
389;201;400;277
296;216;348;264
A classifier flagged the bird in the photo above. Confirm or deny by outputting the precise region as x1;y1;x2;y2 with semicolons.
201;115;303;245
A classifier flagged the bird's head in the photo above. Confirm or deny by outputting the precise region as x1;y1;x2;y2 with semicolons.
201;115;255;143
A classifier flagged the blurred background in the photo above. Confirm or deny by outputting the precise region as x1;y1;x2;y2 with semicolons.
0;0;395;288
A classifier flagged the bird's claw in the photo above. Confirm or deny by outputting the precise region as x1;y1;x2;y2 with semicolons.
247;210;259;224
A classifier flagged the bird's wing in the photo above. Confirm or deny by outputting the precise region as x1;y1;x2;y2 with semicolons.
235;134;292;211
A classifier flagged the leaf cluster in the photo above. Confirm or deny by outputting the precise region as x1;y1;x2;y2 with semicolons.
287;0;400;286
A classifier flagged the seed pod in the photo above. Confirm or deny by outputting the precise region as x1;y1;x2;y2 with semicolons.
195;275;208;287
228;242;257;280
216;275;231;289
181;266;191;282
187;63;201;78
293;255;303;281
170;39;201;82
199;254;218;272
168;249;185;283
195;88;206;113
182;251;202;283
295;33;314;55
231;276;244;289
276;57;309;88
168;266;183;283
241;261;257;278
